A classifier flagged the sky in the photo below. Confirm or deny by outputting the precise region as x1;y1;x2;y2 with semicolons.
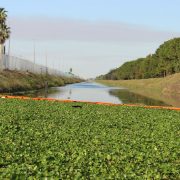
1;0;180;78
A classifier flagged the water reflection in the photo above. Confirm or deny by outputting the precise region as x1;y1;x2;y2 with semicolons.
11;82;171;106
47;82;122;104
109;89;170;106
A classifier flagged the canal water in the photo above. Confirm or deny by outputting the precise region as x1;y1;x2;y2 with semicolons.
15;82;170;106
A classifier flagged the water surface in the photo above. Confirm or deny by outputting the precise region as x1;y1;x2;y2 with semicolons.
15;82;170;106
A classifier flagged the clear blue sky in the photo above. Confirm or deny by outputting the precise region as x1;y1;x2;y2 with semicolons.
1;0;180;78
2;0;180;31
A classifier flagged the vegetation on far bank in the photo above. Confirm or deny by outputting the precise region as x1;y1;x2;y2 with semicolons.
0;98;179;179
98;38;180;80
0;70;82;93
97;73;180;107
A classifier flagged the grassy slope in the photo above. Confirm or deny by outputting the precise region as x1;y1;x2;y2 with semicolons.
0;98;179;179
0;70;82;93
97;73;180;107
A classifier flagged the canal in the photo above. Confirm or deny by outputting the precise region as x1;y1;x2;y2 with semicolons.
14;82;170;106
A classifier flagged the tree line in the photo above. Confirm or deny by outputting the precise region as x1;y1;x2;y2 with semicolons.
98;38;180;80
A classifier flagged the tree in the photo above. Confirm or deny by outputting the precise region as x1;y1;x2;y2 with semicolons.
0;8;10;55
98;38;180;80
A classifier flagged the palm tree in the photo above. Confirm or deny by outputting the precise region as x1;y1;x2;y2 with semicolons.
0;8;10;55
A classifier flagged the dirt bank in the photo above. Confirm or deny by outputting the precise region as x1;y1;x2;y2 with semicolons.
97;73;180;107
0;70;82;93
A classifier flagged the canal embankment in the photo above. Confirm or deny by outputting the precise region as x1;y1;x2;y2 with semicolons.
0;70;82;93
97;73;180;107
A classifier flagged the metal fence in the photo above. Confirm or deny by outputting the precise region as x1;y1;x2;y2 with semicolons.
0;54;73;77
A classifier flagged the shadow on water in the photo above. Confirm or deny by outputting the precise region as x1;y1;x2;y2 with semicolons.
109;89;170;106
10;82;171;106
11;88;60;98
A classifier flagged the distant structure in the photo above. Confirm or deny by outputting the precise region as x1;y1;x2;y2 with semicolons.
68;68;74;76
69;68;72;74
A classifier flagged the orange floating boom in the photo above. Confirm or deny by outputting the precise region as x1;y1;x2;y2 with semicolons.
0;95;180;111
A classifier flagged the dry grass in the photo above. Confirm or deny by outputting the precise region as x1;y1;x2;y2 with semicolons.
97;73;180;107
0;70;81;93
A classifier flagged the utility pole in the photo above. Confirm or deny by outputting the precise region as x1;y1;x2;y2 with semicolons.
33;41;36;73
59;61;61;76
7;37;11;69
45;51;48;76
45;51;48;98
